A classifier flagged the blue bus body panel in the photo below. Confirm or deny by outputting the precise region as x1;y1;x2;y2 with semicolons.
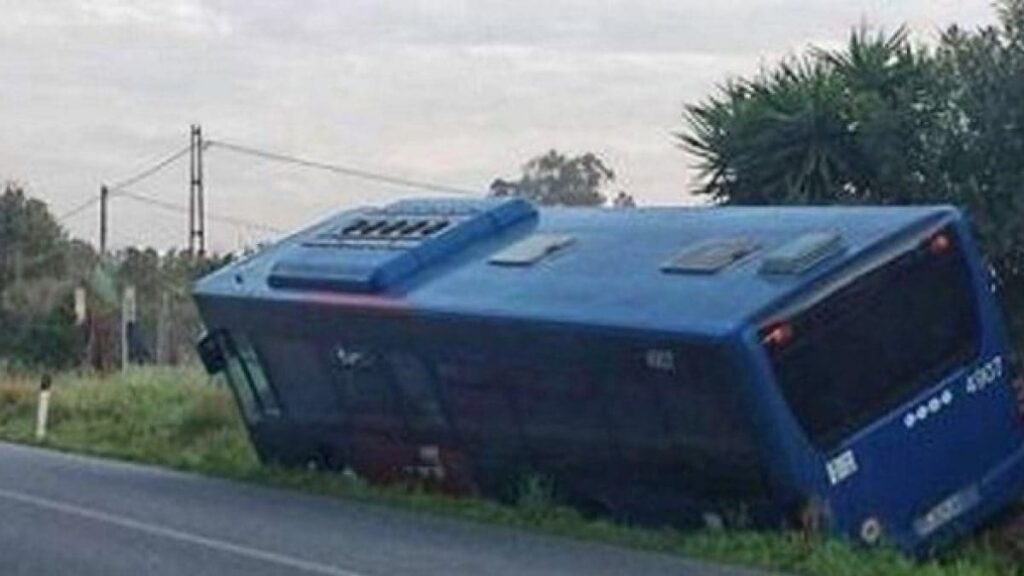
194;198;1024;555
782;218;1024;553
198;199;954;338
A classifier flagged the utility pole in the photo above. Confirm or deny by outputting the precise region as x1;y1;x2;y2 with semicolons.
99;185;109;256
188;124;206;256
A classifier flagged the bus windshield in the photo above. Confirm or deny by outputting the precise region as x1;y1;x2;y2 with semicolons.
765;227;979;449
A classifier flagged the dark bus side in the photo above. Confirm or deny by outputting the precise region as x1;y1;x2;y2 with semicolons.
211;317;775;527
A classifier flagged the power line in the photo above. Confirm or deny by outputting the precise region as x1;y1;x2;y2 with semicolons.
115;189;283;234
56;133;481;252
50;143;191;227
207;139;481;197
56;195;101;222
107;145;192;193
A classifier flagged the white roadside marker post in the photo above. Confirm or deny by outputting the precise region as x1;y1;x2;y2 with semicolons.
35;374;52;442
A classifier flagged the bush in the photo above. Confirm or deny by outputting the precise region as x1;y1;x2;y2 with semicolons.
679;2;1024;351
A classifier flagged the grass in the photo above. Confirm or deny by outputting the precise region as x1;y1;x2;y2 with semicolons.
0;367;1021;576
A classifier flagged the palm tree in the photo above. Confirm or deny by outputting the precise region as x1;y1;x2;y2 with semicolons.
680;27;933;206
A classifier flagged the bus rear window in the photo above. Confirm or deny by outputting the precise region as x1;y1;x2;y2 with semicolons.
765;227;979;449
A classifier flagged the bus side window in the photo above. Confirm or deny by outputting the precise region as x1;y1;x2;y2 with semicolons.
435;359;520;453
515;368;610;463
388;352;448;435
603;343;767;498
257;338;338;421
337;347;399;424
216;333;262;422
236;334;282;417
669;351;759;458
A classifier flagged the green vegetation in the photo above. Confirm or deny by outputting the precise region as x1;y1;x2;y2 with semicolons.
680;0;1024;353
0;367;1021;576
0;182;229;372
490;150;635;208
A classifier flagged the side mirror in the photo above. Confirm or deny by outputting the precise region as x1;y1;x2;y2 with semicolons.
196;331;227;375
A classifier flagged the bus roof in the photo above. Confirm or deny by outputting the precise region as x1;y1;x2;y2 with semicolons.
195;198;959;339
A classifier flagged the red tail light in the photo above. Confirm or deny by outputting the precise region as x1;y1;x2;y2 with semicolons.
763;323;794;348
929;233;951;255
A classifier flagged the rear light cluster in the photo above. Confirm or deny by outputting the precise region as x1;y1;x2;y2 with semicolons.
928;232;952;255
762;322;794;348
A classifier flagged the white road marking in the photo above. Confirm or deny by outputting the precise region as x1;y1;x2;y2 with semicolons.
0;487;368;576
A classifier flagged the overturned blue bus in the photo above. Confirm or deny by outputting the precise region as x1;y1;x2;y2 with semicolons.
194;197;1024;554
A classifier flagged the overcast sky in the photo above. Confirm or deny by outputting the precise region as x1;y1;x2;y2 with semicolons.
0;0;994;251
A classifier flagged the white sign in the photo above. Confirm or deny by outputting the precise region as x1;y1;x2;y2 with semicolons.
122;286;137;324
73;287;87;325
826;450;859;485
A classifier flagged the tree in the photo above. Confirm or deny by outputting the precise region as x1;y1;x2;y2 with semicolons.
612;191;637;208
680;27;939;206
0;183;69;297
0;182;232;370
490;150;616;206
102;246;233;367
679;1;1024;349
0;182;82;369
933;2;1024;282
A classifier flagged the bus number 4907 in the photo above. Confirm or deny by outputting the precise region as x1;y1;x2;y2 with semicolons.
966;356;1003;395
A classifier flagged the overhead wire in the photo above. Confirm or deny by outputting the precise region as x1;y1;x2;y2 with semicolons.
55;195;102;223
48;143;191;227
207;139;482;197
40;139;280;253
7;144;183;273
106;194;186;252
3;142;224;349
27;134;478;262
52;136;479;246
115;189;283;234
106;144;192;193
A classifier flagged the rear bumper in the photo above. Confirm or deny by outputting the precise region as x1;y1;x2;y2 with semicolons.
908;439;1024;556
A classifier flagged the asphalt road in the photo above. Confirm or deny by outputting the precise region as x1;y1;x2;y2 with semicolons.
0;442;771;576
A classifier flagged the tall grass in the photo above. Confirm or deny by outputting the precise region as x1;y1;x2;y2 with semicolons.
0;367;1020;576
0;368;257;474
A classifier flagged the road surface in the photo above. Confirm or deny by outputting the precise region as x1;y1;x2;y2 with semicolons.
0;442;770;576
